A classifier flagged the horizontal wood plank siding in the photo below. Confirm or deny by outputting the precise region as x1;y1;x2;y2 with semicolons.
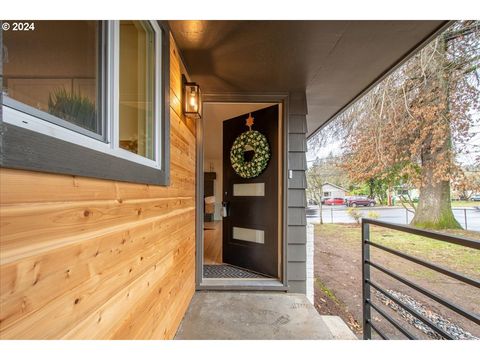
286;92;308;294
0;33;196;339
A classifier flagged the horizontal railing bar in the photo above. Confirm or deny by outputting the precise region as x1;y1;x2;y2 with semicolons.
368;280;453;339
367;300;417;339
367;260;480;325
362;219;480;250
368;321;389;340
365;240;480;288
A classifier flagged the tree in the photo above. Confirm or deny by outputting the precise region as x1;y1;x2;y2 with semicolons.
349;177;393;205
306;155;347;224
310;21;480;229
306;163;325;224
453;170;480;200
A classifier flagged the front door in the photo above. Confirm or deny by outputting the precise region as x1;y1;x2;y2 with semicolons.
222;105;279;278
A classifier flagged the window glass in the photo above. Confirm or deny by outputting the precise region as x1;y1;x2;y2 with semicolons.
119;20;156;160
2;21;102;134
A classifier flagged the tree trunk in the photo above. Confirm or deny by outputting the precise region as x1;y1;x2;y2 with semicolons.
318;201;323;225
412;152;461;229
411;35;461;230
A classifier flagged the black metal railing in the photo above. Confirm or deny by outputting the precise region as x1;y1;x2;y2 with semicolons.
362;218;480;340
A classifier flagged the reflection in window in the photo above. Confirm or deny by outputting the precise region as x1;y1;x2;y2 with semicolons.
119;20;156;160
2;21;101;134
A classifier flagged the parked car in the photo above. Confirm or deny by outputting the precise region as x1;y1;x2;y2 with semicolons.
324;197;345;206
472;194;480;201
346;196;376;207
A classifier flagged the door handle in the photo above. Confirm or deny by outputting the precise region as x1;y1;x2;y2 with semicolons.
221;201;229;218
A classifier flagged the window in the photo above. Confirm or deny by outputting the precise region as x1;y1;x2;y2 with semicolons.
119;20;155;159
3;21;103;138
1;20;170;185
323;191;331;197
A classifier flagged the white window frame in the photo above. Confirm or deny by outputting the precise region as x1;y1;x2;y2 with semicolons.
2;20;163;170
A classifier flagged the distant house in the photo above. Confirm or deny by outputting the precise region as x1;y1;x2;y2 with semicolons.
394;185;419;201
322;182;348;200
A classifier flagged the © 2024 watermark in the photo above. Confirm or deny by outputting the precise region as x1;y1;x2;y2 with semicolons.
2;21;36;31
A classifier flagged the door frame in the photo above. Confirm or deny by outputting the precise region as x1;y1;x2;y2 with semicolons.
196;92;289;291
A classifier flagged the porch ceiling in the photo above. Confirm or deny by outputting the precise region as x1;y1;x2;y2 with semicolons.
169;20;447;137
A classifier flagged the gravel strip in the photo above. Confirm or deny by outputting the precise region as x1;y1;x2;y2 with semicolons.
374;289;478;340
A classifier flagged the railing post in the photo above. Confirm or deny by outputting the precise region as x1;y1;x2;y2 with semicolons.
331;206;333;223
362;220;371;339
464;209;467;230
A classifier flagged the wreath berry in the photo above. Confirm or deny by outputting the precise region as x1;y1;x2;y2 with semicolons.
230;130;271;178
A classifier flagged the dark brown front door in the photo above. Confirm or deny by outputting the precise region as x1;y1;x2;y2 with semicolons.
222;105;279;277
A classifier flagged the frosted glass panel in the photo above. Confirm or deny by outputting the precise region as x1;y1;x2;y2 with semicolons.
233;227;264;244
233;183;265;196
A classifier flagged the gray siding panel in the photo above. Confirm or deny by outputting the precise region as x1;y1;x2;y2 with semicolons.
288;153;307;171
288;92;308;116
287;262;307;281
288;244;306;262
288;170;306;189
288;189;306;207
288;115;307;133
286;92;308;294
288;280;307;294
288;208;306;226
288;134;307;152
287;225;306;244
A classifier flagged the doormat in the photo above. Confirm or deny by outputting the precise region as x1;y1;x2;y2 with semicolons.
203;264;269;279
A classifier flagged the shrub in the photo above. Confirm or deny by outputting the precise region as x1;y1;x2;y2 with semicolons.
366;211;380;219
347;208;362;224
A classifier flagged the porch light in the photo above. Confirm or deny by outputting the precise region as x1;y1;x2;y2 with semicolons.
183;81;202;118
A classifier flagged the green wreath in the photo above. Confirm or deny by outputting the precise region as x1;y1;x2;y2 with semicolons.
230;130;271;178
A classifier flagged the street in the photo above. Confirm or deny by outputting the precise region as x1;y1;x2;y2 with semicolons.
306;205;480;232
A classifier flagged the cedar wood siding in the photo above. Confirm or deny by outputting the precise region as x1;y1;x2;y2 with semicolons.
0;34;196;339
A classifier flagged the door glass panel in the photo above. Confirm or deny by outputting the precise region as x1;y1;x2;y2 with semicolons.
2;21;102;134
233;227;265;244
119;20;155;159
233;183;265;196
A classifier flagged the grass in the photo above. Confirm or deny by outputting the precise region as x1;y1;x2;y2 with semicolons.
397;200;478;208
315;223;480;278
451;200;479;208
315;278;341;305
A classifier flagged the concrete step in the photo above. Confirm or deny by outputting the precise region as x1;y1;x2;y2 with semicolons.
321;315;358;340
175;291;357;340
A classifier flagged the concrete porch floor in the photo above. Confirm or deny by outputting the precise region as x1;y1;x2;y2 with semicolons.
174;291;357;340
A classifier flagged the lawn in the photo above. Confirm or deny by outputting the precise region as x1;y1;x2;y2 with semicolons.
451;200;480;208
316;223;480;278
397;200;478;208
314;223;480;339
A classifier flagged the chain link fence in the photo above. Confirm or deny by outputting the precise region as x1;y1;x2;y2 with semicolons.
307;206;480;232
